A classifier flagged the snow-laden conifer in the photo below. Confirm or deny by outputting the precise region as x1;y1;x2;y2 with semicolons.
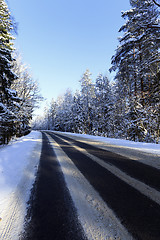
110;0;160;142
79;69;95;134
94;74;114;137
0;0;20;143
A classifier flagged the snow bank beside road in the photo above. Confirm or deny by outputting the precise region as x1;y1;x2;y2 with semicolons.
0;131;42;240
54;131;160;170
61;132;160;155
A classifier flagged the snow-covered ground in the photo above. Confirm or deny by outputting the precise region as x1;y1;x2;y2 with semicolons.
0;130;159;239
61;132;160;155
0;131;42;240
57;132;160;170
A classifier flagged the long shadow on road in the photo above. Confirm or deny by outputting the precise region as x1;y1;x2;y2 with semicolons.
22;132;86;240
54;132;160;192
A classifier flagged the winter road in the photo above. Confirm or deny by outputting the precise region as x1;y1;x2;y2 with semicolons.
22;131;160;240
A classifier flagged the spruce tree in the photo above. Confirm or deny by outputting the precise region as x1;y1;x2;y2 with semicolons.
0;0;20;143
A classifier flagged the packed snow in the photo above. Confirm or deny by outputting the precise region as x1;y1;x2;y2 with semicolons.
0;130;159;239
0;131;42;239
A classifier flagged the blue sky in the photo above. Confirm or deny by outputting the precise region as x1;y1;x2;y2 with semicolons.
8;0;131;115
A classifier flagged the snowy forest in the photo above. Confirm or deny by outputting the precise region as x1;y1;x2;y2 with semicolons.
0;0;42;144
0;0;160;145
33;0;160;144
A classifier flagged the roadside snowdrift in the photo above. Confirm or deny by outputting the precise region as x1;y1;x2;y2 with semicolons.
0;131;42;240
61;132;160;155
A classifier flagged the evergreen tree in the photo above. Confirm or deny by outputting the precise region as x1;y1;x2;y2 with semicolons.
54;95;65;131
48;98;57;130
61;89;74;132
71;90;82;133
94;74;114;137
79;69;95;134
110;0;160;142
0;0;20;143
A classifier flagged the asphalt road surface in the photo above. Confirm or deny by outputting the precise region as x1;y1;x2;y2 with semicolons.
22;131;160;240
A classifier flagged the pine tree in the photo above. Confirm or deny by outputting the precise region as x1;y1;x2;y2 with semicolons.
0;0;20;143
110;0;160;142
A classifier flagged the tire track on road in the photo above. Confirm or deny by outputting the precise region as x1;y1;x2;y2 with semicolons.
46;133;132;240
53;133;160;206
23;132;86;240
54;133;160;192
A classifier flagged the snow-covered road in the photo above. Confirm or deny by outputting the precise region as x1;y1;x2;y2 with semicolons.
0;130;160;239
48;132;160;240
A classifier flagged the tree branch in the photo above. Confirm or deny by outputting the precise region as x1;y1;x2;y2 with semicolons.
152;0;160;7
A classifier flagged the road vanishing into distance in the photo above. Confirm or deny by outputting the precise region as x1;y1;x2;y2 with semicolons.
22;131;160;240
